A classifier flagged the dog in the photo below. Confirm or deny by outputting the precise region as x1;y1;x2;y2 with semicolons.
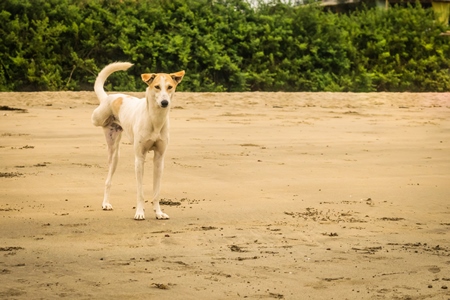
91;62;185;220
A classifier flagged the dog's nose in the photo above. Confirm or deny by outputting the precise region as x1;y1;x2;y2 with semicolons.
161;100;169;108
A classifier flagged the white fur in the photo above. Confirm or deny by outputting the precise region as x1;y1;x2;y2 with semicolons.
91;62;185;220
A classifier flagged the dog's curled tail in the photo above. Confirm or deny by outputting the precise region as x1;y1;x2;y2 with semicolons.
94;62;134;102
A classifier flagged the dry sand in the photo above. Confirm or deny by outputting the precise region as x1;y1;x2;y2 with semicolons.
0;91;449;299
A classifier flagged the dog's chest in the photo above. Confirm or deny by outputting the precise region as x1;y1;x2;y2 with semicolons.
138;130;166;152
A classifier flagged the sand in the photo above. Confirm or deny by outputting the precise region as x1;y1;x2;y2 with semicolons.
0;91;449;299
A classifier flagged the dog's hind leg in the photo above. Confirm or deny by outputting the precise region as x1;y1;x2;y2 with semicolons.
102;124;122;210
92;101;113;127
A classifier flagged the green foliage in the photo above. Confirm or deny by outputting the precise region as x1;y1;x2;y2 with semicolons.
1;0;449;92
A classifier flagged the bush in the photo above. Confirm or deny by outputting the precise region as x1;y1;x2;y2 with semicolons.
0;0;449;92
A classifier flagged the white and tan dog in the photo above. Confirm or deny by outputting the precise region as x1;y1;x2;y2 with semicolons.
91;62;184;220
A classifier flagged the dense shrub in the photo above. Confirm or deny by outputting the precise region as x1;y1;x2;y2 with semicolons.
0;0;449;92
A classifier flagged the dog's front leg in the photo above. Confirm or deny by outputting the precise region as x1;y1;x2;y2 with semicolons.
153;147;169;219
134;152;147;220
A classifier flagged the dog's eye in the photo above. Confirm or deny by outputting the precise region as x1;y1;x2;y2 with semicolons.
154;85;161;90
167;85;173;90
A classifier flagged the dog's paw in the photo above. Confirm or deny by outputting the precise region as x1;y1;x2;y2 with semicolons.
102;203;113;210
134;212;145;220
156;212;170;220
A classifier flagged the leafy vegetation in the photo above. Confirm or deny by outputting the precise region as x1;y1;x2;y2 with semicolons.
1;0;449;92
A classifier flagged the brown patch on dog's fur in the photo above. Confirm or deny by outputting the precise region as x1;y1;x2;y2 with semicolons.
111;97;123;116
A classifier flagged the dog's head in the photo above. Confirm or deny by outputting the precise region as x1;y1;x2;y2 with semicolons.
141;71;185;108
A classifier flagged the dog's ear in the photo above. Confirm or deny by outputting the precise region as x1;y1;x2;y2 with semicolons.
170;71;185;84
141;73;157;85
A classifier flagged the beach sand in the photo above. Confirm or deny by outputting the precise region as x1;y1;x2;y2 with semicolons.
1;91;449;299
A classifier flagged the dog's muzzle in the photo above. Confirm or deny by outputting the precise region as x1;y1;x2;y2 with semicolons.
161;100;169;108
